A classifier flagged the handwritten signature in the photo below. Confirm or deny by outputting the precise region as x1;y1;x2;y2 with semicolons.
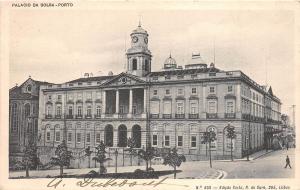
47;176;188;188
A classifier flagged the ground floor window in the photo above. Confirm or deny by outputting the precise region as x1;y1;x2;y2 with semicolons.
67;132;72;142
152;134;158;146
191;135;197;148
96;133;101;143
76;133;81;143
165;135;170;146
86;133;91;143
177;136;183;147
46;131;51;141
55;131;60;142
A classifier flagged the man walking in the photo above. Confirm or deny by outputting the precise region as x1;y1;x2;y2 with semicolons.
284;155;292;169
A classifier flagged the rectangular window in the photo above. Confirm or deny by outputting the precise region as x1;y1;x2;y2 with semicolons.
163;101;171;114
67;132;72;142
164;136;170;146
57;95;62;101
55;131;60;142
86;92;92;99
56;105;62;116
166;89;170;95
228;85;233;92
192;88;197;94
177;102;184;114
208;101;217;113
48;95;52;100
86;133;91;143
191;135;197;148
150;101;159;114
77;106;82;116
96;133;101;143
46;132;51;141
152;135;158;146
177;88;183;96
209;86;215;93
96;92;101;99
190;102;198;114
153;90;158;95
68;94;73;100
76;133;81;143
226;101;234;113
77;93;82;100
177;136;183;147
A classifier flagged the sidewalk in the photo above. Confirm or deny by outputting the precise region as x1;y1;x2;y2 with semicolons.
215;149;274;162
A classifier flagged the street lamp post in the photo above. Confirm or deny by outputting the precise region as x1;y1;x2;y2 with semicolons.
114;149;118;173
246;136;249;161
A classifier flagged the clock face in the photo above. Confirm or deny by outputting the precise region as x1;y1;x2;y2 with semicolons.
132;36;138;43
144;37;148;44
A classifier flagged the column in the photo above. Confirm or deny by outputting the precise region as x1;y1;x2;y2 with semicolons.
102;91;106;114
143;88;147;113
116;90;119;114
129;89;133;114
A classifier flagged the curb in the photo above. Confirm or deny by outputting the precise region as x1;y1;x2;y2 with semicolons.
217;170;227;179
252;150;274;160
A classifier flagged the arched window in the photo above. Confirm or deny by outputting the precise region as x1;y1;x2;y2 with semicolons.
46;105;52;116
118;125;127;147
26;85;32;92
132;59;137;70
24;104;31;117
77;105;82;116
104;125;114;147
132;125;141;148
56;105;62;116
11;103;18;132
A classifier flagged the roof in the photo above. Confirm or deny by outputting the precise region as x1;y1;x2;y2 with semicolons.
147;67;221;77
67;75;115;83
9;86;38;100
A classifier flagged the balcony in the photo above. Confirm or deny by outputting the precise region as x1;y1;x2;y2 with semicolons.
94;114;101;119
75;115;83;119
45;115;52;119
150;114;159;119
85;115;92;119
242;114;250;120
55;115;62;119
162;114;172;119
105;114;114;118
206;113;217;119
189;114;199;119
66;115;73;119
225;113;236;119
175;114;185;119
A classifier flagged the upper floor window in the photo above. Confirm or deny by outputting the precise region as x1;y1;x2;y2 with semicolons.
24;104;31;117
77;106;82;116
96;92;101;99
68;94;73;100
208;101;217;113
46;131;51;141
86;92;92;100
165;75;171;80
132;59;137;70
48;95;52;101
192;87;197;94
145;59;149;72
55;131;60;142
176;102;184;114
209;86;216;94
164;135;170;147
68;106;73;115
177;88;183;96
56;105;62;116
152;135;158;146
165;89;170;95
68;132;72;142
191;135;197;148
46;105;52;115
57;95;62;102
76;133;81;143
228;85;233;93
153;90;158;96
96;106;101;116
11;103;18;132
87;105;92;116
77;93;83;100
226;101;234;113
163;101;171;114
190;102;198;114
86;133;91;143
26;85;32;92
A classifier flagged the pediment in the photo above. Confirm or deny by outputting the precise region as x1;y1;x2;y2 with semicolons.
100;72;146;87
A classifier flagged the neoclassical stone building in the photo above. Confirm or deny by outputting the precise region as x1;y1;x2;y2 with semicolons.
37;23;282;167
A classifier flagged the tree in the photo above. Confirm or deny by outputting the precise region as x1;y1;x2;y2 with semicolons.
124;137;137;166
85;146;93;168
202;131;217;168
50;140;73;177
281;114;288;128
226;125;237;161
92;141;112;174
18;140;40;177
137;147;156;172
163;148;186;179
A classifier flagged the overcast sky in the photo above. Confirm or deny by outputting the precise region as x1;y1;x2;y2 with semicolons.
9;8;295;114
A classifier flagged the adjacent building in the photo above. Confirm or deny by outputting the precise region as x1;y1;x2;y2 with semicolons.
36;24;282;167
9;77;50;167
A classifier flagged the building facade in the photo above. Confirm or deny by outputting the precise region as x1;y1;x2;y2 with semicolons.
9;77;50;167
37;24;282;167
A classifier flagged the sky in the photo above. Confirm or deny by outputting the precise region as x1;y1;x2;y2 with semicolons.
8;8;295;114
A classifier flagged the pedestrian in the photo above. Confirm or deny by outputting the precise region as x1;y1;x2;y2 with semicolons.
284;155;292;169
286;142;289;150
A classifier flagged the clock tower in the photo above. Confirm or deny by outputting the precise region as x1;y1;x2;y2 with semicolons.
126;23;152;77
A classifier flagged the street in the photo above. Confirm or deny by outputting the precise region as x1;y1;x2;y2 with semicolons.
9;148;295;179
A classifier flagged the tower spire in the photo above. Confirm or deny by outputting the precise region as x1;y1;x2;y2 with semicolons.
138;15;142;27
